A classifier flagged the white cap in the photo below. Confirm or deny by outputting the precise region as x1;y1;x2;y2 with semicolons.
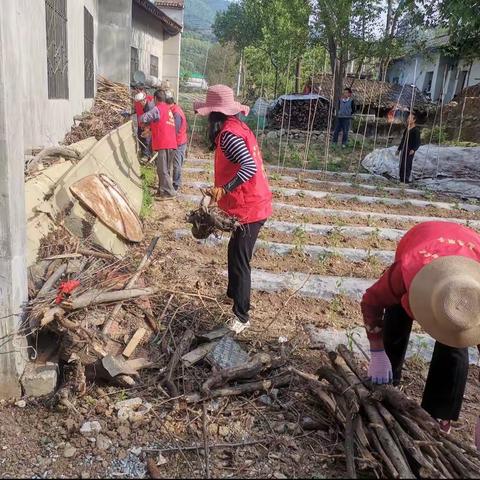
134;92;146;102
164;89;174;100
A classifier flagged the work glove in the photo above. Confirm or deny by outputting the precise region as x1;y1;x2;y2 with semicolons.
205;186;226;204
368;350;393;385
475;417;480;451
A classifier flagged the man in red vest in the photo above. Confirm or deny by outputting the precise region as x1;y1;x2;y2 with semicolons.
141;89;177;199
134;90;154;158
166;92;189;191
361;221;480;448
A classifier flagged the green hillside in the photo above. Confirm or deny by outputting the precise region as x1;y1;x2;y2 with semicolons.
181;0;230;77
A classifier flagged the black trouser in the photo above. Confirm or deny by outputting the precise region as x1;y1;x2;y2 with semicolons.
399;150;415;183
227;220;265;323
383;305;469;420
332;117;351;145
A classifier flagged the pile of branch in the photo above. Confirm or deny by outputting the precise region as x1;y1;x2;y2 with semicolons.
186;205;241;240
268;98;329;130
64;76;131;145
26;233;161;395
292;345;480;479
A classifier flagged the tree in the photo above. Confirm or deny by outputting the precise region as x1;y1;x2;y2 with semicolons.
205;43;239;87
213;0;311;97
312;0;381;108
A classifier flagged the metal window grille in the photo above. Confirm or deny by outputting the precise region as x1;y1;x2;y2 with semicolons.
150;55;159;78
45;0;69;99
84;7;94;98
131;47;139;82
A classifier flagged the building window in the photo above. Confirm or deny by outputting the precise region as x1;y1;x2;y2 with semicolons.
84;7;94;98
131;47;139;82
150;55;159;78
423;71;434;94
45;0;69;99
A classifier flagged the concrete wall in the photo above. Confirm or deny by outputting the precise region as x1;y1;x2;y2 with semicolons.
98;0;132;85
131;3;165;82
162;33;181;98
0;1;28;399
18;0;99;149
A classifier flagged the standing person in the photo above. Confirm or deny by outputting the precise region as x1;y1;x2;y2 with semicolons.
134;90;155;158
332;87;356;148
141;90;177;199
397;111;421;183
166;92;189;192
194;85;273;334
361;220;480;446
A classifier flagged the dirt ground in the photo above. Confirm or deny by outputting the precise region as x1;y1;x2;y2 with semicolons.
3;145;480;479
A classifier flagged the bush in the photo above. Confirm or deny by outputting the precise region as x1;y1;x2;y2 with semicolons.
421;125;450;145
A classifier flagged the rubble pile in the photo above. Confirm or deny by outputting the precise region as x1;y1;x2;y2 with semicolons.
64;77;131;145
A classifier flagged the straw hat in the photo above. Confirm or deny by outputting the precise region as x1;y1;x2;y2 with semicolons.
194;85;250;117
409;256;480;348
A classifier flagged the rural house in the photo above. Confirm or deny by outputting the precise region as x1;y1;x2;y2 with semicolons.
386;32;480;104
0;0;182;398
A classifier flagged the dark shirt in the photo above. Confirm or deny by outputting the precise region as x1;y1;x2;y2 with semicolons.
398;126;421;154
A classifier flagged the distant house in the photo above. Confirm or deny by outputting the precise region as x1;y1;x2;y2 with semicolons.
386;32;480;104
0;0;182;151
184;73;209;90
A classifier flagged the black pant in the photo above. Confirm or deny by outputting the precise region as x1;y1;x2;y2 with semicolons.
332;118;351;145
383;305;469;420
227;220;265;323
399;150;415;183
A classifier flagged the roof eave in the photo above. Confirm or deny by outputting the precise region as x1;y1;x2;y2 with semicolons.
133;0;182;35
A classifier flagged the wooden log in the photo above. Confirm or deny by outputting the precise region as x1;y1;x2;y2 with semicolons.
182;342;218;367
202;353;273;393
37;263;67;297
369;428;399;478
64;287;158;310
26;146;81;172
185;374;292;404
336;395;357;479
102;236;160;335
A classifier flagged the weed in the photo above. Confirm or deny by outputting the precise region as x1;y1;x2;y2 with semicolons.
297;191;306;198
270;172;282;182
346;328;361;352
140;165;155;219
367;227;381;247
330;294;344;315
116;390;128;402
327;226;344;247
293;225;307;254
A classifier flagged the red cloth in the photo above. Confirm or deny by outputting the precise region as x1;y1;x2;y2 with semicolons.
151;102;177;150
135;95;153;129
361;221;480;344
55;280;81;304
170;104;188;146
214;117;272;224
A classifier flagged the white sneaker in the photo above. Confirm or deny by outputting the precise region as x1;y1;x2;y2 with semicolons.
226;318;251;334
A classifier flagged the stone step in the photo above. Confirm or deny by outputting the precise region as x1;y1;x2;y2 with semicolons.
182;194;480;229
265;220;405;241
175;229;394;263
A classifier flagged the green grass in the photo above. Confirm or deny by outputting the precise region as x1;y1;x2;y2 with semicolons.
140;165;156;219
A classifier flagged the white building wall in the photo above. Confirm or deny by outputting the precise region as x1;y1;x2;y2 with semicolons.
132;3;165;83
18;0;98;149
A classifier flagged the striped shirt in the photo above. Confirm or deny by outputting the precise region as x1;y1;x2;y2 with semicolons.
220;132;257;192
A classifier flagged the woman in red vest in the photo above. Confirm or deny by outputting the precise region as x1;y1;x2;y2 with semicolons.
361;221;480;447
142;90;178;199
194;85;273;334
134;90;154;158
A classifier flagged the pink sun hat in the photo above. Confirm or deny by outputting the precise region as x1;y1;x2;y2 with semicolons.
194;85;250;117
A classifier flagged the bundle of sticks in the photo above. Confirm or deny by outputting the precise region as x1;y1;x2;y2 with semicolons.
292;345;480;479
64;76;131;145
268;98;330;131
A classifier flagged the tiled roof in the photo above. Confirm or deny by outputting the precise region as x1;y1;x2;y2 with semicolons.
133;0;182;34
155;0;184;8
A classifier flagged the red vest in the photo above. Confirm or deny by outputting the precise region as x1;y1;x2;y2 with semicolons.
150;102;177;150
170;104;188;146
215;117;272;224
135;95;153;129
396;221;480;315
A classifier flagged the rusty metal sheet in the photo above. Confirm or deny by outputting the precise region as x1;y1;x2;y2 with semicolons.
70;174;143;242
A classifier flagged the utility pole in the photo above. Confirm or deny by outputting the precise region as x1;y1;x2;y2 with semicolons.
236;52;243;97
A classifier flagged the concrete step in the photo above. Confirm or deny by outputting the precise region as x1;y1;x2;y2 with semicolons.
175;229;394;263
265;220;405;241
182;194;480;229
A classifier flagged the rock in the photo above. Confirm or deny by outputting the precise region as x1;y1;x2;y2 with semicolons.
21;363;58;397
65;418;76;432
117;425;131;440
114;397;143;410
96;434;112;451
80;420;102;436
15;400;26;408
63;446;77;458
131;446;142;456
80;472;90;479
156;454;168;466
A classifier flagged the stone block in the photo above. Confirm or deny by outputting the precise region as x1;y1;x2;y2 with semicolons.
21;363;58;397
